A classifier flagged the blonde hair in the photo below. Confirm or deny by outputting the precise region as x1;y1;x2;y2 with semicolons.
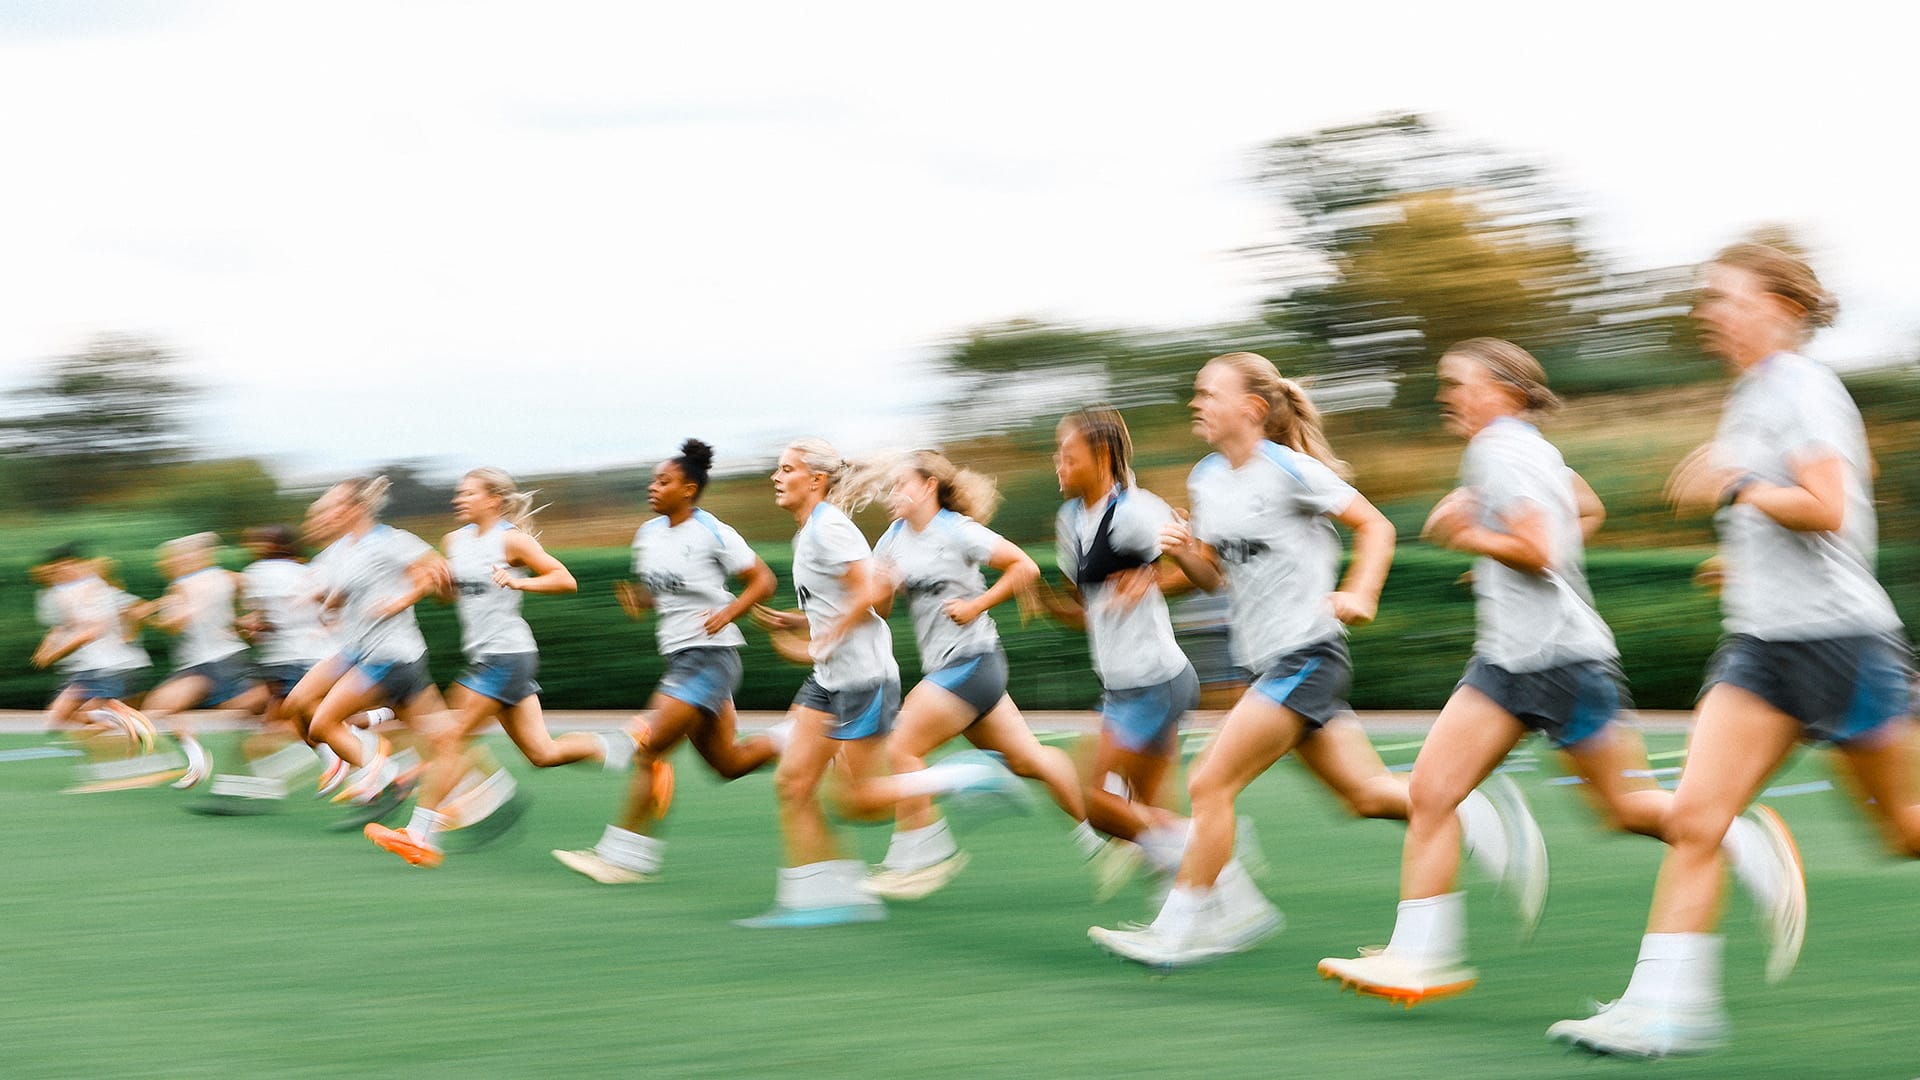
1442;337;1562;416
786;438;889;514
332;475;392;517
1712;239;1838;337
1204;352;1349;478
904;450;1002;524
159;532;220;561
1058;406;1136;489
465;467;541;529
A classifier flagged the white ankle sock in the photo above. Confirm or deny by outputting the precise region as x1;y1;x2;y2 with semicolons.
882;820;957;872
1150;885;1210;934
597;732;638;771
1385;892;1467;965
1622;932;1722;1010
405;807;444;847
595;826;661;873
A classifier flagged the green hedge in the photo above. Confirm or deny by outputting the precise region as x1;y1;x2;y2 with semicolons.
5;543;1915;713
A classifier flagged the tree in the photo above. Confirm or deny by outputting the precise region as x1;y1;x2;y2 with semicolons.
1250;114;1606;405
3;334;198;507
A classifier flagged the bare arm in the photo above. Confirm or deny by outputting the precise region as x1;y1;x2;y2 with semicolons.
1424;488;1553;576
1570;470;1605;542
499;531;578;594
945;539;1040;626
701;557;778;637
1329;493;1395;625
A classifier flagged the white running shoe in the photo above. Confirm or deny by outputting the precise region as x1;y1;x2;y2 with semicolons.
1483;774;1548;939
1745;804;1807;984
862;851;971;901
1088;895;1283;969
171;737;212;790
1547;998;1729;1059
1317;950;1477;1007
764;718;796;755
552;849;654;885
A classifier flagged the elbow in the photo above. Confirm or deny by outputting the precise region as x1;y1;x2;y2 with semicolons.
555;572;579;594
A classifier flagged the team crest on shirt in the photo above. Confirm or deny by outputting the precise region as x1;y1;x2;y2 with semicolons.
640;570;687;595
1215;538;1271;565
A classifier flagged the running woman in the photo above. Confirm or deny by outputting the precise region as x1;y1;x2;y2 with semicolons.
850;450;1100;901
367;468;616;866
734;439;901;928
31;544;163;788
130;533;271;790
303;476;452;822
1026;406;1207;896
190;525;337;812
554;440;784;884
1318;338;1803;1006
1550;241;1920;1058
1089;352;1514;968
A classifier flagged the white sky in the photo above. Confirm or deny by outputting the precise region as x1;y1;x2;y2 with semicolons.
1;1;1914;481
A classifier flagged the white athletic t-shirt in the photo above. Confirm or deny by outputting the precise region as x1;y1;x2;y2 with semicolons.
793;502;896;691
323;525;434;664
874;509;1002;673
1188;442;1355;671
631;509;758;655
46;576;149;674
447;521;538;659
1459;417;1616;671
1714;351;1901;640
241;558;335;665
167;567;247;669
1054;486;1188;690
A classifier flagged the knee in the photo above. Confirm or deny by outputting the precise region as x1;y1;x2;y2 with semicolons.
887;745;926;774
1406;775;1463;827
773;766;816;809
1186;768;1234;814
1663;800;1735;854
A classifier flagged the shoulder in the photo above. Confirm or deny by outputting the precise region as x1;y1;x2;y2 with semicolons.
690;508;731;544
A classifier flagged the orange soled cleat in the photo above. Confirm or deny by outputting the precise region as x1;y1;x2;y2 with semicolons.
364;823;444;868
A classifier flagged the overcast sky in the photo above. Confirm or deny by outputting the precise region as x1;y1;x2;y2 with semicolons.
1;1;1913;481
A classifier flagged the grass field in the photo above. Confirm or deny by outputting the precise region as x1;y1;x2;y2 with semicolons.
2;731;1915;1079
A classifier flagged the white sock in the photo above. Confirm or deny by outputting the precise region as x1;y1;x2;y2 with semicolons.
352;726;382;758
1070;821;1105;860
405;807;445;847
890;759;998;799
1139;821;1194;875
1621;932;1723;1011
1385;892;1467;965
1212;860;1272;920
594;826;662;874
1457;789;1507;880
1150;885;1210;935
364;706;396;726
316;744;341;772
598;732;637;772
882;820;957;872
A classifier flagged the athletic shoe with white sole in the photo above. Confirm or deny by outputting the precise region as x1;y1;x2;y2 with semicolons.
552;848;655;885
365;823;444;868
1483;774;1548;939
1745;804;1807;984
1088;897;1283;969
733;902;886;929
863;850;971;901
1317;950;1478;1007
1547;998;1729;1059
170;737;212;790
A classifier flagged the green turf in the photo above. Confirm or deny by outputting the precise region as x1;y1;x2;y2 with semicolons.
1;733;1913;1079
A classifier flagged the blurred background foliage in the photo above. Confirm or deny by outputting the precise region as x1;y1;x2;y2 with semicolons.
5;114;1914;711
